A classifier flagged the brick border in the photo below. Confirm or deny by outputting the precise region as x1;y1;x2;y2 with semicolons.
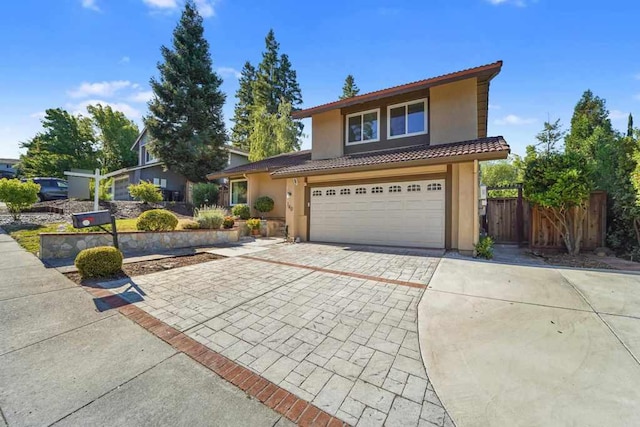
82;285;349;427
240;255;427;289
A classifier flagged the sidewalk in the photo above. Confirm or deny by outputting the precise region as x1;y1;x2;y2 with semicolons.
0;230;292;427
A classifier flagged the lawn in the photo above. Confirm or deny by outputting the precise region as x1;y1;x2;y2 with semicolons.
3;218;195;254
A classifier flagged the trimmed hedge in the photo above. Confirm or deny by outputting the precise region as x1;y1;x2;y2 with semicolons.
75;246;123;279
136;209;178;231
254;196;274;214
231;204;250;220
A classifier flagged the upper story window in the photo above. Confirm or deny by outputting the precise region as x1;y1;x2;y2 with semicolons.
388;98;428;139
145;148;157;163
346;109;380;145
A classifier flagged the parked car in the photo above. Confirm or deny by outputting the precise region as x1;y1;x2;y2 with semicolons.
23;177;68;201
0;170;16;179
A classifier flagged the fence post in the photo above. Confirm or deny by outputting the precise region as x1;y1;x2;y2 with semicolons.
516;185;524;246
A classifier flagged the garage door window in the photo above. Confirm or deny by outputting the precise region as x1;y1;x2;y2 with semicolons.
355;187;366;194
372;186;383;194
427;183;442;191
312;190;322;197
340;188;351;195
389;185;402;193
407;184;421;192
326;189;336;196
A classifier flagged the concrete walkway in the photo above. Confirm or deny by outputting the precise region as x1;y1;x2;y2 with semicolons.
0;230;292;427
419;257;640;427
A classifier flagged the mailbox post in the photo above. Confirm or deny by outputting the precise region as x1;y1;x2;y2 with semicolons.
72;210;119;249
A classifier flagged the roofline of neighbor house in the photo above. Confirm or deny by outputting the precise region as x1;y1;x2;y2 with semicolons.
129;127;249;158
291;60;503;119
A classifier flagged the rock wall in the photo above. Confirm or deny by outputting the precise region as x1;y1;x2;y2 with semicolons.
40;228;239;260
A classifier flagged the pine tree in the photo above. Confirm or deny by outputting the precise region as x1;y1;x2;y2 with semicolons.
565;90;612;158
340;75;360;99
231;61;256;151
145;0;227;182
628;113;634;138
535;118;564;154
252;30;281;114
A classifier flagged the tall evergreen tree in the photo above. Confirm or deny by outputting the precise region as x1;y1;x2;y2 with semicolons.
145;0;227;182
248;102;300;162
87;104;139;171
628;113;634;138
535;118;564;154
565;90;612;158
230;61;256;151
340;75;360;99
252;30;281;115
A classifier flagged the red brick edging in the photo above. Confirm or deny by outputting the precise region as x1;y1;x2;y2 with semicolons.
239;255;427;289
83;286;348;427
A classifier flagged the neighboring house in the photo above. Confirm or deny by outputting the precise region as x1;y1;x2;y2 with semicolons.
108;128;249;201
207;61;510;254
0;158;19;177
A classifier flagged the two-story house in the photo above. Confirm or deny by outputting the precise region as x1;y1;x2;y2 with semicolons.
207;61;510;254
109;127;249;201
0;158;19;178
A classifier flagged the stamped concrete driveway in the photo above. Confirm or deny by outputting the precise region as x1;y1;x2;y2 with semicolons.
419;257;640;427
103;243;451;426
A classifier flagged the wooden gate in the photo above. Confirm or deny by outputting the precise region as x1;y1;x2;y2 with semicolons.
486;197;530;244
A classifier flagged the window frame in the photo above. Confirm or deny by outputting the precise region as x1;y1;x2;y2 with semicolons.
387;98;428;140
230;179;248;206
345;108;381;146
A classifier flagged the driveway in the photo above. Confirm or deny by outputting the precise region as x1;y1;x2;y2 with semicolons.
102;243;451;426
419;257;640;427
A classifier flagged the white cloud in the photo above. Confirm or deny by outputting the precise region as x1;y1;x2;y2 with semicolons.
30;111;46;119
194;0;215;17
142;0;178;9
142;0;216;17
68;80;133;98
487;0;526;6
217;67;241;79
128;91;154;103
119;56;130;64
69;100;141;119
81;0;101;11
610;109;629;120
495;114;537;126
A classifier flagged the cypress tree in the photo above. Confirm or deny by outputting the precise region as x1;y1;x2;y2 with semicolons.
628;113;634;138
231;61;256;151
145;0;227;182
340;75;360;99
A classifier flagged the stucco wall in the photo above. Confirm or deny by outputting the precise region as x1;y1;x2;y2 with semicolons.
40;228;240;260
311;110;343;160
430;78;478;145
246;172;286;218
450;161;479;253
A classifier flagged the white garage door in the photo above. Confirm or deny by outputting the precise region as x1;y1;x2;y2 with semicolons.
310;179;445;248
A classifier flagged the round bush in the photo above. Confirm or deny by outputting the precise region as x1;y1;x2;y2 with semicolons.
75;246;123;279
196;212;224;229
231;204;250;220
223;216;235;229
136;209;178;231
254;196;274;214
181;219;200;230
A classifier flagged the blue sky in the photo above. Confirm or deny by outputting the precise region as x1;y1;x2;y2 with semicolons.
1;0;639;160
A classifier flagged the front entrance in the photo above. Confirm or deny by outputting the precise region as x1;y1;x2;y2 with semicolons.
309;179;445;248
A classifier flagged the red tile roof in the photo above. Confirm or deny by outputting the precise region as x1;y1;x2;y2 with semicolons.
292;61;503;119
206;150;311;180
270;137;510;177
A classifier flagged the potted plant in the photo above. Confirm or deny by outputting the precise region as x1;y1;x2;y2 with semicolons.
246;218;261;236
254;196;274;219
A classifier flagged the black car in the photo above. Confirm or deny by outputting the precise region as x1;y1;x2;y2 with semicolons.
0;170;15;179
26;178;69;201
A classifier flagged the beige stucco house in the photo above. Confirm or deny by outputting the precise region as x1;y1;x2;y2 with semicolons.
208;61;510;254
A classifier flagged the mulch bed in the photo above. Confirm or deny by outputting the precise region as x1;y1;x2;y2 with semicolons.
64;252;222;285
539;253;614;270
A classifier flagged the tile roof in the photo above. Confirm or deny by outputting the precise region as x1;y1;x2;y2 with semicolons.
271;137;510;177
206;150;312;180
292;61;503;119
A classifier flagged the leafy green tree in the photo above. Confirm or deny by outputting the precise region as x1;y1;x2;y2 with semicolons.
87;104;139;171
19;108;98;178
340;75;360;99
145;0;227;182
0;179;40;220
535;118;564;154
248;101;299;161
481;156;524;197
565;90;613;159
231;61;256;151
524;152;593;255
128;181;163;204
191;182;219;207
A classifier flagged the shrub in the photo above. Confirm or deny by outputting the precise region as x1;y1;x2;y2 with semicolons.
192;182;219;208
246;218;261;230
254;196;274;216
181;219;200;230
223;216;235;229
474;236;494;260
0;179;40;220
129;181;163;204
136;209;178;231
90;177;113;201
195;205;228;229
75;246;123;279
231;204;250;220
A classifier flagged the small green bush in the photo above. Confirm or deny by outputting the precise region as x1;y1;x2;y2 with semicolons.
195;205;228;229
0;179;40;220
223;216;235;229
129;181;163;204
75;246;123;279
136;209;178;231
192;182;219;208
254;196;274;215
231;204;250;220
474;236;494;259
90;177;113;201
181;219;200;230
246;218;261;230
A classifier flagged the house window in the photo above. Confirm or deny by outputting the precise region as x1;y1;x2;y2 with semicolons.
145;148;157;163
152;178;167;188
326;189;336;196
340;188;351;195
389;185;402;193
230;180;248;205
371;186;383;194
427;183;442;191
355;187;366;194
388;99;428;139
407;184;421;192
346;109;380;145
312;190;322;197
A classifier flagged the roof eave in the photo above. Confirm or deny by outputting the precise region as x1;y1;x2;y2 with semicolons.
206;168;270;181
270;149;510;179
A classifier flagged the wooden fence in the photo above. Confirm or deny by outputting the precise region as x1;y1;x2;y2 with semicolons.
486;198;530;244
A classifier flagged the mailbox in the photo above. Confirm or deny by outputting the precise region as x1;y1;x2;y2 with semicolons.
72;210;112;229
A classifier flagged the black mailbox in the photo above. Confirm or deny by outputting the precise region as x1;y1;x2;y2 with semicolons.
72;210;112;229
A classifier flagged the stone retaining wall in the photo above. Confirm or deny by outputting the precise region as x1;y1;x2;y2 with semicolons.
39;228;240;260
236;219;285;238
